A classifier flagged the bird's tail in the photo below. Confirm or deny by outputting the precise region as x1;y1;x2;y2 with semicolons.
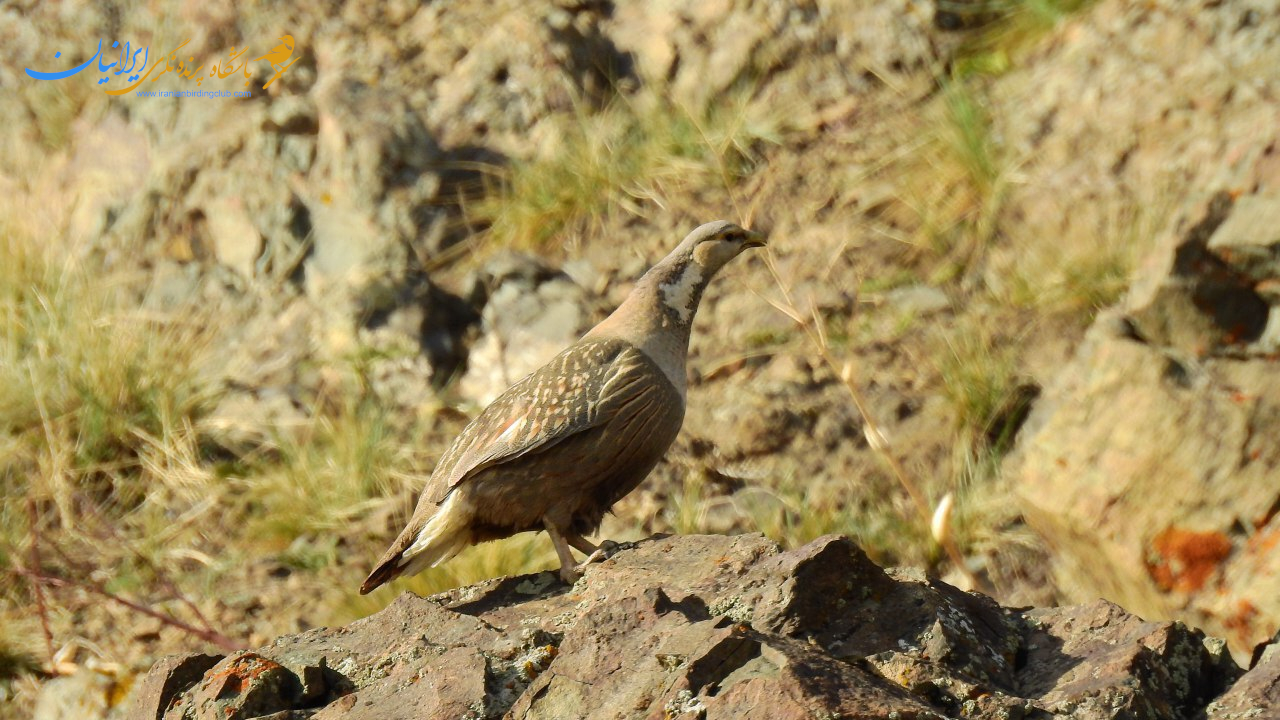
359;492;473;595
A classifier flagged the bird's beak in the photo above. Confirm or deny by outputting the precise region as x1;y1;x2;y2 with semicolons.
741;230;766;249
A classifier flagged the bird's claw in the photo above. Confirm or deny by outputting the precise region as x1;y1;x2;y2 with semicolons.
573;539;627;574
558;565;583;584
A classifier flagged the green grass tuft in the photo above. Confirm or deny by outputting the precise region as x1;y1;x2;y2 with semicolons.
938;321;1022;451
239;396;403;540
950;0;1101;79
469;91;778;251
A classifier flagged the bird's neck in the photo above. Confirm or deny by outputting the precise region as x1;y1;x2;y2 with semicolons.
586;258;710;397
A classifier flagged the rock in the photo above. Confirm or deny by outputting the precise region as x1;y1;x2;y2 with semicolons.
101;96;315;284
1127;193;1271;355
203;196;264;279
423;3;627;154
63;114;153;245
984;0;1280;328
164;651;303;720
1020;601;1240;719
1207;193;1280;284
700;635;937;720
1008;192;1280;663
199;296;316;451
458;253;591;406
138;534;1248;718
308;646;489;720
510;589;937;719
304;76;442;290
127;653;222;720
139;261;206;312
356;272;480;397
713;403;809;458
604;0;938;112
1205;631;1280;719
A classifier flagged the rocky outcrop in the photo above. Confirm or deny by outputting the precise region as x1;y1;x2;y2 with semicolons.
128;534;1252;720
1008;191;1280;662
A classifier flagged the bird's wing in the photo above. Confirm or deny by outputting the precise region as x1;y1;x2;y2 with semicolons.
360;338;665;594
422;337;662;504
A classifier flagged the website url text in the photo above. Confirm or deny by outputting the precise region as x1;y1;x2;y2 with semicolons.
135;90;251;98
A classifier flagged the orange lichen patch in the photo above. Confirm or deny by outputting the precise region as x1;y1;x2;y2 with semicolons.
1144;527;1233;593
203;653;283;699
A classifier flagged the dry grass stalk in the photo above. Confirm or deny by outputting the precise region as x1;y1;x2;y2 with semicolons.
24;499;55;669
758;249;983;591
11;566;240;654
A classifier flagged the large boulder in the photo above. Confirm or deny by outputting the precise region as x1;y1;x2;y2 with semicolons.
127;534;1246;719
1009;191;1280;663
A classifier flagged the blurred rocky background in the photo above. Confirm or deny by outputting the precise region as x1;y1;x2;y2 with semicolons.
0;0;1277;717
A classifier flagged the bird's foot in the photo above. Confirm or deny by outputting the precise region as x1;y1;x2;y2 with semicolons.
558;564;583;584
572;539;626;574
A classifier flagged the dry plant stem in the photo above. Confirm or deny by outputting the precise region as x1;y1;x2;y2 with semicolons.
12;567;241;652
43;539;235;651
25;498;57;668
761;249;983;591
78;496;220;638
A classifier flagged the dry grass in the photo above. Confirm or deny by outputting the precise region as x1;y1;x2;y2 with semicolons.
0;221;230;708
933;316;1038;567
937;319;1023;453
465;90;780;252
889;78;1012;284
0;231;219;548
991;193;1166;318
236;397;404;541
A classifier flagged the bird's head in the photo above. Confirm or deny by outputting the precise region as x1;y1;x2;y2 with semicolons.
675;220;767;275
636;220;766;326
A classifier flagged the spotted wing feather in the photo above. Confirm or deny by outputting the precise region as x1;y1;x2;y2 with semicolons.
363;337;682;593
423;337;637;504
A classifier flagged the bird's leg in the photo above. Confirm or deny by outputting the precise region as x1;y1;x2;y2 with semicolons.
565;532;598;556
568;533;623;572
543;519;583;584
